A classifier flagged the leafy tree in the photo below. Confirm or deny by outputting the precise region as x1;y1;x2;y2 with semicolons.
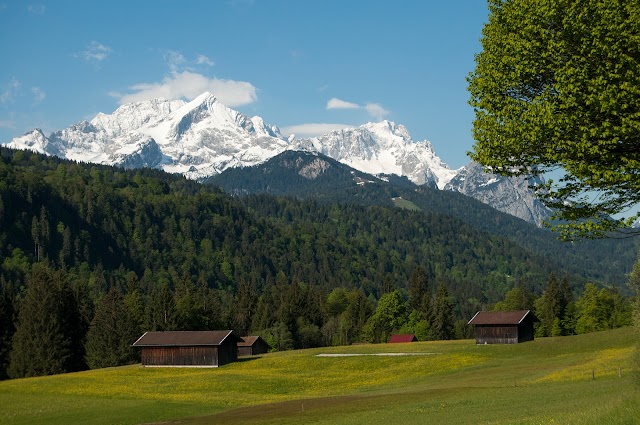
492;285;534;312
262;321;293;352
85;288;138;369
629;254;640;383
362;290;407;343
468;0;640;239
575;283;632;334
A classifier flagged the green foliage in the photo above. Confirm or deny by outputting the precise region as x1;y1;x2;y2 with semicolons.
575;283;632;334
432;283;455;340
261;322;294;352
468;0;640;239
630;253;640;383
362;290;407;343
0;147;637;380
0;279;15;380
85;288;139;369
8;264;83;378
492;284;534;311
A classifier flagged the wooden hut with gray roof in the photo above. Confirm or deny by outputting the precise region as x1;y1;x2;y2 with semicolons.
237;336;271;356
132;330;243;367
468;310;538;344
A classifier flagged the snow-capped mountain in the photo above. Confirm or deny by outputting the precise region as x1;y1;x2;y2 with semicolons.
4;92;548;226
445;161;552;226
292;121;459;189
8;92;291;180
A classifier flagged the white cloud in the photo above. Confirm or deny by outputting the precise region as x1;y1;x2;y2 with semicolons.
31;86;46;104
365;103;390;121
281;123;354;138
77;41;112;64
112;71;257;107
27;4;45;14
165;50;187;72
327;97;359;110
326;97;390;121
0;78;21;104
196;54;214;66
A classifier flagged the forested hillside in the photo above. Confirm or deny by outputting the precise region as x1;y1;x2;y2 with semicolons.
0;147;635;380
210;150;637;285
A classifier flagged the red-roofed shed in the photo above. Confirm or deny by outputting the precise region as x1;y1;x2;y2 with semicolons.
389;334;418;343
468;310;538;344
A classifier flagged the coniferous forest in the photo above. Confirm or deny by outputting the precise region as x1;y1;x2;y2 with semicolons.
0;147;636;380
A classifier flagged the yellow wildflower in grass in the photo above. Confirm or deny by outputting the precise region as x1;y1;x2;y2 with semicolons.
531;347;633;383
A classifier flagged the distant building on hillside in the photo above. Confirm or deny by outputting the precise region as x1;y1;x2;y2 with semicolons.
389;334;418;343
132;330;242;367
468;310;538;344
237;335;271;356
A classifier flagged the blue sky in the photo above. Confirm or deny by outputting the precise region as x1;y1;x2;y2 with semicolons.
0;0;488;169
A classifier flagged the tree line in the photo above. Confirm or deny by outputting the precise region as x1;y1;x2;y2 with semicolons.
0;147;635;380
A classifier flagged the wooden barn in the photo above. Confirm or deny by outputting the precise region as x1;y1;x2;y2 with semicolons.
237;336;271;356
132;330;243;367
468;310;538;344
389;334;418;343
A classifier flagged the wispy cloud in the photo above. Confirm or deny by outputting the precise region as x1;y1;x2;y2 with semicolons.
0;78;21;104
111;71;257;107
164;50;215;71
31;86;46;104
364;103;390;121
165;50;186;72
281;123;354;138
326;97;390;121
27;3;45;14
76;41;112;64
327;97;359;110
195;54;214;66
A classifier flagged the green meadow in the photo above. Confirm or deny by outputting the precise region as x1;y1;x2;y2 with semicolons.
0;327;638;425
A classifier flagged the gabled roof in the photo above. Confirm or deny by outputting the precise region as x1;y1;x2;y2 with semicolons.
132;331;243;347
237;335;271;348
468;310;537;325
389;334;418;343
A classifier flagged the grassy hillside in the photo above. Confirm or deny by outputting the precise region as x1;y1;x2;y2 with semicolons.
0;327;637;425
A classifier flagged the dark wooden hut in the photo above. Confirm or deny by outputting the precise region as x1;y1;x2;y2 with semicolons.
389;334;418;343
237;336;271;356
132;330;243;367
468;310;538;344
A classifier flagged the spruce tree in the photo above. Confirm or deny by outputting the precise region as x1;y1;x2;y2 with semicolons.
85;288;138;369
432;283;455;340
0;278;15;380
408;265;430;318
8;265;73;378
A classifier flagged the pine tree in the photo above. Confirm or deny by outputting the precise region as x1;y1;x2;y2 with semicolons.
85;288;138;369
408;265;430;318
8;265;73;378
0;278;15;380
432;283;455;340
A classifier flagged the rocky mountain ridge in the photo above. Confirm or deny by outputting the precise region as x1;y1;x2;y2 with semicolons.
4;93;551;225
